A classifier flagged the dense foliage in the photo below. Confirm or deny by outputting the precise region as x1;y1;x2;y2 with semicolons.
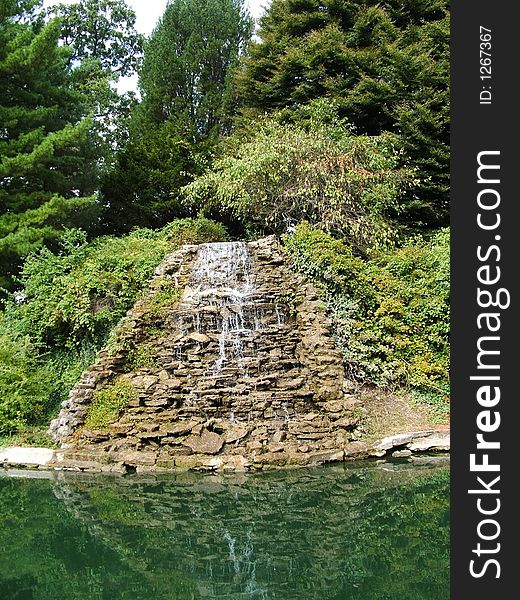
99;0;253;233
0;0;100;292
184;105;413;252
0;0;143;292
236;0;449;227
283;223;450;417
99;120;201;232
139;0;253;139
49;0;143;77
0;322;52;434
0;218;226;436
0;0;450;436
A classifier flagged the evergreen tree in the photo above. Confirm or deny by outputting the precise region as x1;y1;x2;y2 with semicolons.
139;0;253;140
236;0;449;226
100;120;201;232
0;0;100;292
99;0;253;233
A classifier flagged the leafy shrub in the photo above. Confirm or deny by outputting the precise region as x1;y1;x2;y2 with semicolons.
282;222;375;305
235;0;450;227
283;223;449;417
160;217;228;247
10;217;226;349
126;345;157;370
0;217;227;434
0;320;52;435
0;316;98;437
183;112;413;252
85;378;138;430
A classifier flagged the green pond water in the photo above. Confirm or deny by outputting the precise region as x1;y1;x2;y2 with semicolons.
0;457;449;600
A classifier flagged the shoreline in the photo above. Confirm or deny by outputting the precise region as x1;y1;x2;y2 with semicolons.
1;427;449;474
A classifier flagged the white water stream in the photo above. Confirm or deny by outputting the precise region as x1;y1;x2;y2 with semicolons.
180;242;280;373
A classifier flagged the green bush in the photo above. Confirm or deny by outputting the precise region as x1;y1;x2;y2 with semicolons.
283;223;449;418
10;217;226;349
85;378;138;430
184;111;413;252
0;217;227;434
0;321;52;435
282;222;375;305
147;279;182;317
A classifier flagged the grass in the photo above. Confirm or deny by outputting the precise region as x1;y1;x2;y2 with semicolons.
0;426;57;448
84;378;138;430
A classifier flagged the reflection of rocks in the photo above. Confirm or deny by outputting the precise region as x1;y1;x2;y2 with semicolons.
45;237;449;473
46;458;449;600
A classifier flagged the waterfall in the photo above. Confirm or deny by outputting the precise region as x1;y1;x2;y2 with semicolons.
190;242;254;295
49;235;347;449
179;242;278;373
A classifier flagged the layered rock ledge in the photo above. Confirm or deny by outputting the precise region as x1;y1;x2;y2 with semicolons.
1;428;449;473
4;236;448;474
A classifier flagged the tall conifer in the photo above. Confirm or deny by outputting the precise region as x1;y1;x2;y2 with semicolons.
0;0;100;291
236;0;449;226
99;0;253;233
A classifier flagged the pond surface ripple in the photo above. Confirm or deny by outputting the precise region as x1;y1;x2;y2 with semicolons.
0;457;449;600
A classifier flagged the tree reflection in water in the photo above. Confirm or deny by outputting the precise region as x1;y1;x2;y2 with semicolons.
0;457;449;600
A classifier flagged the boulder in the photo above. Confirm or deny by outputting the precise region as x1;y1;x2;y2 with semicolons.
223;426;249;444
162;421;199;436
183;430;224;455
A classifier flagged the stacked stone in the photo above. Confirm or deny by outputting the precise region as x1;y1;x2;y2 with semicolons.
50;236;363;472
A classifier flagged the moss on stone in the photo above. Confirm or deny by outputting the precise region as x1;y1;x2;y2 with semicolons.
85;378;138;430
126;345;157;370
148;279;182;317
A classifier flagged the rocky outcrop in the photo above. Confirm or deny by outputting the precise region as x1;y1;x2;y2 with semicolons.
45;236;448;473
369;430;450;456
0;429;450;472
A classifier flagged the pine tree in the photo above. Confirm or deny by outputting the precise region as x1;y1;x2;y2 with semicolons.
139;0;253;140
236;0;449;226
99;120;200;233
99;0;253;233
0;0;100;292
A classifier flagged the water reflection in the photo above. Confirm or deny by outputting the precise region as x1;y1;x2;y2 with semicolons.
0;457;449;600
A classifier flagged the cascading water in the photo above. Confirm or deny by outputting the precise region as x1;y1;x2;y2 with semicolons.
49;235;349;462
190;242;254;294
179;242;283;373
